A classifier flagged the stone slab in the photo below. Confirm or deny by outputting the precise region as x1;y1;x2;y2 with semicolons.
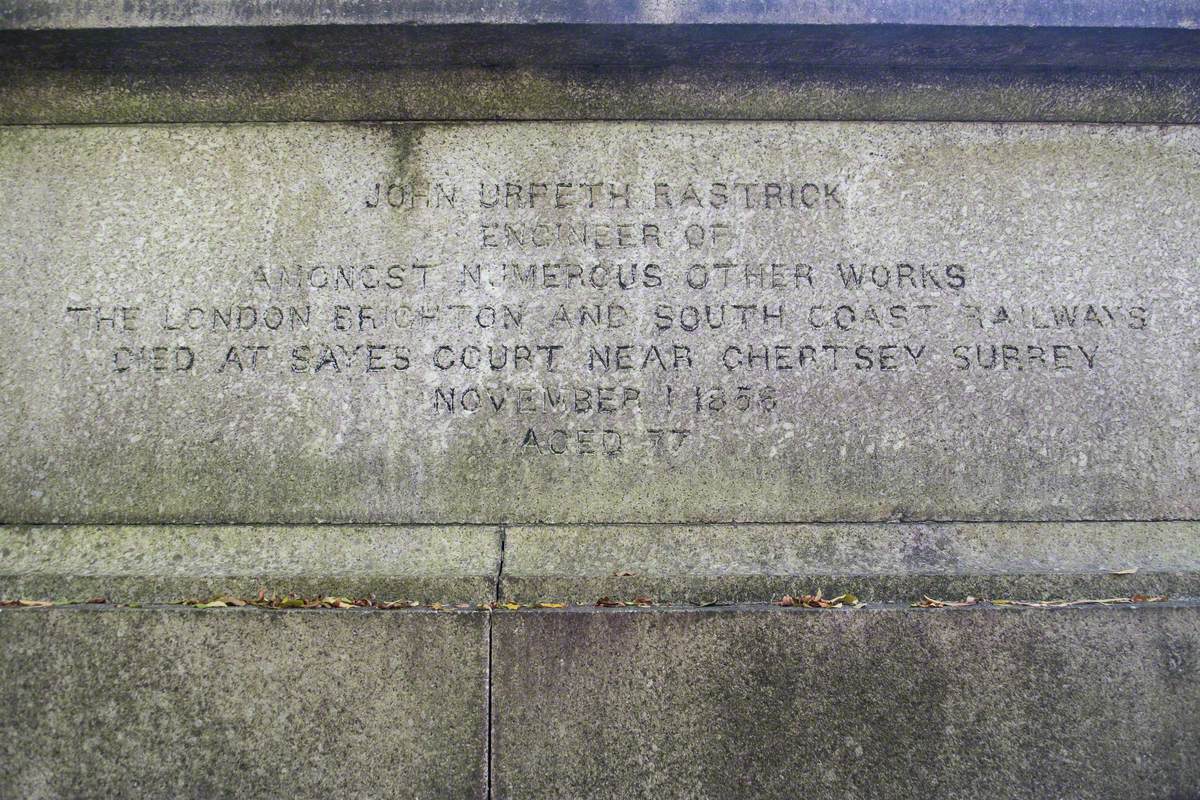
0;525;500;603
0;606;489;799
3;24;1198;124
7;25;1197;70
3;0;1196;29
5;63;1197;125
2;122;1199;524
501;522;1200;604
491;602;1200;799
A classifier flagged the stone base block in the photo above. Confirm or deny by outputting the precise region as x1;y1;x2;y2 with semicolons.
492;602;1200;800
3;597;1196;798
0;607;488;799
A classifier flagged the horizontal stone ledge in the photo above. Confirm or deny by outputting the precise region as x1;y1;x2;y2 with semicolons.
501;522;1200;604
4;11;1197;125
492;601;1200;799
5;20;1199;125
0;525;501;605
4;63;1198;125
6;521;1192;608
0;598;1189;612
5;24;1198;69
3;0;1195;29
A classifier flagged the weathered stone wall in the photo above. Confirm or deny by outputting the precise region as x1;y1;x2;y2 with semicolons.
0;607;490;799
493;603;1200;800
1;5;1198;799
3;122;1197;524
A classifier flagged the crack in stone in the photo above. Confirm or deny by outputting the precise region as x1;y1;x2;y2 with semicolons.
486;525;506;799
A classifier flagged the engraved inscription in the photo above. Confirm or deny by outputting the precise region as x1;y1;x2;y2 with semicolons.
3;122;1195;523
59;175;1153;457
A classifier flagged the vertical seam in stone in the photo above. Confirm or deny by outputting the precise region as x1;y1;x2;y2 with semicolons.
487;524;505;799
486;603;494;800
495;525;507;603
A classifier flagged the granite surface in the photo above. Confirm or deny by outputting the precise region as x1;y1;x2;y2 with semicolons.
1;522;1195;605
1;7;1196;799
5;58;1198;125
501;522;1200;604
4;23;1198;125
492;602;1200;799
4;601;1195;798
2;121;1198;523
5;0;1197;29
0;606;489;799
0;525;500;603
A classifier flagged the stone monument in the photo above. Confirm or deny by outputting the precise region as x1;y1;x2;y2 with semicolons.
1;2;1197;798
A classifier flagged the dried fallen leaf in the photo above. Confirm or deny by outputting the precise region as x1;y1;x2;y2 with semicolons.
535;602;566;609
1111;568;1139;575
914;595;982;608
798;592;834;608
913;594;1170;610
595;597;624;607
777;592;862;608
378;600;420;609
17;599;55;608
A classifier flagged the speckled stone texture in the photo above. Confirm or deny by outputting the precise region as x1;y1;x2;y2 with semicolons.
501;522;1200;604
0;607;489;799
2;122;1198;523
4;4;1198;124
492;602;1200;800
1;5;1197;799
0;525;501;604
4;64;1198;125
6;0;1197;28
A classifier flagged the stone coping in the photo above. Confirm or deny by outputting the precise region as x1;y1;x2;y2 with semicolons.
0;525;501;605
502;522;1200;603
3;0;1196;30
3;8;1197;123
2;522;1196;605
4;62;1196;124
